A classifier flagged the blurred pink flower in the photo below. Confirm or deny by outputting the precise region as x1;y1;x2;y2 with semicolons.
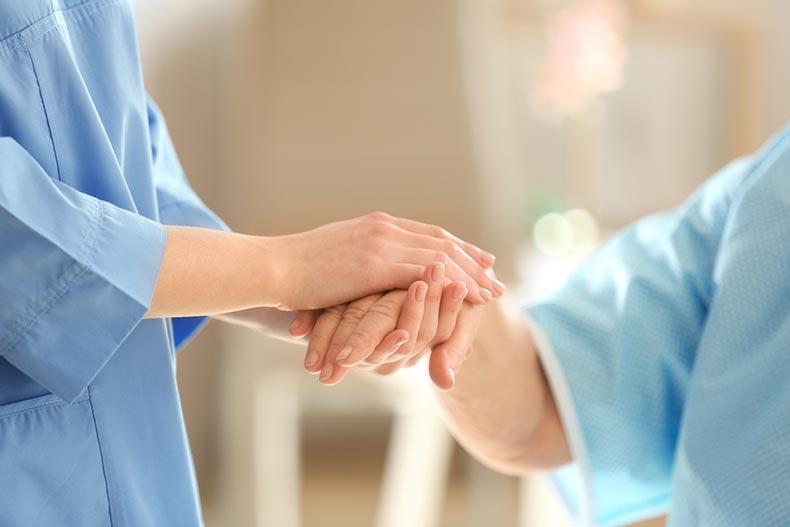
534;0;628;116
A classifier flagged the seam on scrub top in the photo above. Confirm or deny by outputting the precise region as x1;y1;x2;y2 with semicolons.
708;129;790;284
157;198;191;213
0;0;123;57
87;385;115;526
0;198;104;357
26;47;62;181
0;393;89;419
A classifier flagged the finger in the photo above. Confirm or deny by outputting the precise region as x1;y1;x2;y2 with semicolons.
366;281;426;365
289;310;320;338
319;294;382;384
336;291;408;367
434;281;467;344
318;362;351;386
330;329;410;383
304;306;345;373
385;215;496;268
384;263;441;364
388;229;504;298
376;263;426;294
390;249;492;305
360;329;411;370
429;306;481;391
408;262;444;354
370;360;403;376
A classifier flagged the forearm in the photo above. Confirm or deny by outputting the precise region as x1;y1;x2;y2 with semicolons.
146;226;283;318
435;301;571;474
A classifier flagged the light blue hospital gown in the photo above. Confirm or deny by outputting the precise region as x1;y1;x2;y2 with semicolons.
528;128;790;526
0;1;227;524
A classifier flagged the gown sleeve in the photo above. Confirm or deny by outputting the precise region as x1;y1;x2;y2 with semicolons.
0;137;167;403
145;95;231;350
525;156;754;526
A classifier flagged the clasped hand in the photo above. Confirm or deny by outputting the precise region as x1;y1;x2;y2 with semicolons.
291;261;489;390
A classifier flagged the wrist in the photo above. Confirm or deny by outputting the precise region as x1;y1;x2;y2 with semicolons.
248;234;289;308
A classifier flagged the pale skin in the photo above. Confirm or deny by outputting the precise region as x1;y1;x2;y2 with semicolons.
296;277;572;474
145;210;564;473
145;212;504;318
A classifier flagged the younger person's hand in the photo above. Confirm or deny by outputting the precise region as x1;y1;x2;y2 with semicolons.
276;213;502;310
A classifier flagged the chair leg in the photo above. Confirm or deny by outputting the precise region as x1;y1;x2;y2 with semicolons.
375;405;454;527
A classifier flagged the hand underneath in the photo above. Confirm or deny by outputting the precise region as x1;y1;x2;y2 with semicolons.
294;262;485;390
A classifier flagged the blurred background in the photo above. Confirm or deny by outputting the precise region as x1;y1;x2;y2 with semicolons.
133;0;790;525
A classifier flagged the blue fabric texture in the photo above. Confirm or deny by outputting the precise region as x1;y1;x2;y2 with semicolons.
528;128;790;526
0;1;227;524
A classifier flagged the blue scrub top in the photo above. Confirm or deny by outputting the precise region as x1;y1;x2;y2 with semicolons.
0;1;227;524
528;128;790;526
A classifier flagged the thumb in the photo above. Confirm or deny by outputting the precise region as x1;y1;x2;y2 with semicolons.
429;343;468;391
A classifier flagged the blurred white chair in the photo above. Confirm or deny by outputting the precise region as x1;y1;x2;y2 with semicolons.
212;330;459;527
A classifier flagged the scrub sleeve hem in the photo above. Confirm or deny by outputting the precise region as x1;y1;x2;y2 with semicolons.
525;310;671;526
0;200;167;403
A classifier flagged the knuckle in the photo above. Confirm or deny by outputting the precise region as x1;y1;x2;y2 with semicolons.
326;342;345;358
366;211;391;223
441;239;458;257
368;222;387;238
475;266;490;285
342;304;368;324
434;328;451;343
430;225;448;240
366;299;400;320
325;305;346;319
348;330;375;350
368;222;396;243
419;327;437;346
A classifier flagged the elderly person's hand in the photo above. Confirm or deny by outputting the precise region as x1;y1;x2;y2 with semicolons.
293;262;487;390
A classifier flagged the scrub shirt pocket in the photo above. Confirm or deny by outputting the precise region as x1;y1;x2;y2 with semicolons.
0;393;111;526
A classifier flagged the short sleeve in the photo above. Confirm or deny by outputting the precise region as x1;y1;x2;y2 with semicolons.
0;137;166;403
146;95;231;349
525;157;753;525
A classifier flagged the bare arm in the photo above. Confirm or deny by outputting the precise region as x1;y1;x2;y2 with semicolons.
301;278;571;474
145;213;502;319
433;301;571;475
147;226;281;318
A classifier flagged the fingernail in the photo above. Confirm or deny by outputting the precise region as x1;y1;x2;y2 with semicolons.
337;346;353;361
493;280;506;295
289;319;302;334
446;367;456;390
320;363;334;382
304;351;318;368
480;288;493;302
431;262;445;282
415;283;428;302
396;337;409;346
452;283;467;300
483;252;496;266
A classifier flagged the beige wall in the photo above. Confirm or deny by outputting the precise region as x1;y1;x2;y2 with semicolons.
217;0;482;241
133;0;790;524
